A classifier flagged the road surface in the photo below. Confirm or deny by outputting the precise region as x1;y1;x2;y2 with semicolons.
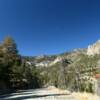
0;88;100;100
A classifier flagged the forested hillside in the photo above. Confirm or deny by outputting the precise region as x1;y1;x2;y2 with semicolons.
0;37;100;94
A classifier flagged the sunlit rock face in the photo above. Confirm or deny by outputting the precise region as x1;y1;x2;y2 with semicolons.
87;40;100;56
35;56;62;67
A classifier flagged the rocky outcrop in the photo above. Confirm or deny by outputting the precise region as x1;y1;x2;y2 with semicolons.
87;40;100;56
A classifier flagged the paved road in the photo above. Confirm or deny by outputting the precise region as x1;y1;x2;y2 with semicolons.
0;88;100;100
0;88;75;100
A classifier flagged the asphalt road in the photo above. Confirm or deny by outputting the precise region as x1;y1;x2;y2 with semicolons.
0;88;100;100
0;88;75;100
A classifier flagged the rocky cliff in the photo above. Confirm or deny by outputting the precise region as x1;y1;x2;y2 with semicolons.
87;40;100;55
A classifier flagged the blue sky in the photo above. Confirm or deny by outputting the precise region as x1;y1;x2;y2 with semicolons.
0;0;100;56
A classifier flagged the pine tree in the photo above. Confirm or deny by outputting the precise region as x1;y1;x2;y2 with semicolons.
1;36;21;89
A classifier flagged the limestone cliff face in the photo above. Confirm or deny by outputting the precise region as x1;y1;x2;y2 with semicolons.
24;40;100;67
87;40;100;55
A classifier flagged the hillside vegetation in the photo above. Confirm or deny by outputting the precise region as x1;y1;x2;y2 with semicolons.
0;37;100;94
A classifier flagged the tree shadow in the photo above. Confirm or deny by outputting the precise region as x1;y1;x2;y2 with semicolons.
0;93;69;100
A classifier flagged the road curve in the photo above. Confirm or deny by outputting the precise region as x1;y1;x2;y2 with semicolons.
0;88;74;100
0;88;100;100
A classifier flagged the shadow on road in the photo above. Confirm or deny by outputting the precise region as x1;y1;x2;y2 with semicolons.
0;92;69;100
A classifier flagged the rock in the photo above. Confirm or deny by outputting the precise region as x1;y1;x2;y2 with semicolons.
87;40;100;55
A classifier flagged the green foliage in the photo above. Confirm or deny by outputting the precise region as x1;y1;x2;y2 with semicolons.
41;53;100;93
0;37;43;90
0;36;100;93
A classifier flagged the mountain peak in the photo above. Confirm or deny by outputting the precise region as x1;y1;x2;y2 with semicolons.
87;39;100;55
96;39;100;43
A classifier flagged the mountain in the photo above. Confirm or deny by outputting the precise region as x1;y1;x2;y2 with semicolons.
23;40;100;68
87;40;100;55
1;37;100;93
20;40;100;93
23;49;85;68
